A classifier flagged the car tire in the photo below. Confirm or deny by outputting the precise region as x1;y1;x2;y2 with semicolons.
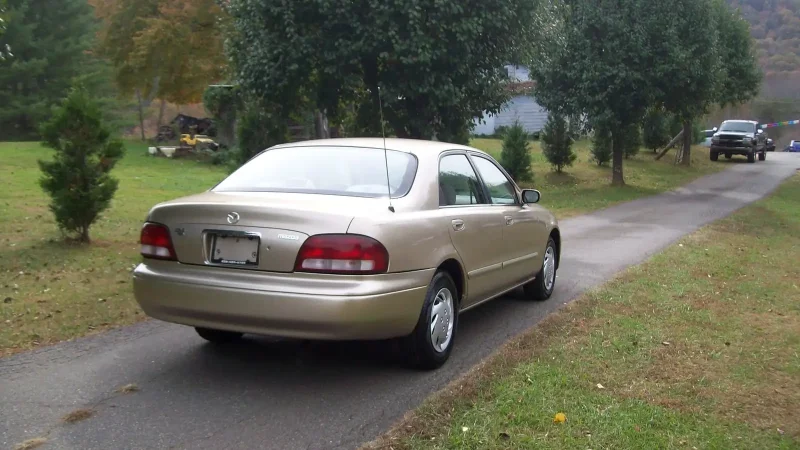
195;327;243;344
403;271;459;370
747;151;756;163
523;237;558;301
758;151;766;161
710;151;719;161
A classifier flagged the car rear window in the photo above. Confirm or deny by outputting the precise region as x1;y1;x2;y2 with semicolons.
213;146;418;198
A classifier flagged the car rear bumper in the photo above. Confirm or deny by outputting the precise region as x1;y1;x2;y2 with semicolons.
133;261;433;340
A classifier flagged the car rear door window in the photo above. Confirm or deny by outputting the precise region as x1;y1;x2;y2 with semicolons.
470;156;518;205
439;154;486;206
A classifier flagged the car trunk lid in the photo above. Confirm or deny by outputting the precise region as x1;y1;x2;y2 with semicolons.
146;191;382;272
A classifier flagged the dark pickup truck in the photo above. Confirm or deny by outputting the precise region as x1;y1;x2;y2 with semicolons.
710;120;767;163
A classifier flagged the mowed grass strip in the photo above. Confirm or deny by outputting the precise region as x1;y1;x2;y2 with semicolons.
366;174;800;450
0;139;722;356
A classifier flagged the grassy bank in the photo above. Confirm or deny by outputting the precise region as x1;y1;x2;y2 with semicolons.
367;175;800;449
1;139;722;356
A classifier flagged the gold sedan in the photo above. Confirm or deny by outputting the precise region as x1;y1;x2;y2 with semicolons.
133;138;561;369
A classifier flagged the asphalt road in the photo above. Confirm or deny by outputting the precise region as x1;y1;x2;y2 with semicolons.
2;153;799;450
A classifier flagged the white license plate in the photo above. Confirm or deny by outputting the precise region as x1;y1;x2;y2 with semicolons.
211;234;259;266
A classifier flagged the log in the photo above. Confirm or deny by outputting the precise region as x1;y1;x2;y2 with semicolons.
654;130;684;160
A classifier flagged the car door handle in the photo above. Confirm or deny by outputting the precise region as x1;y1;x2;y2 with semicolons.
505;216;514;226
452;219;465;231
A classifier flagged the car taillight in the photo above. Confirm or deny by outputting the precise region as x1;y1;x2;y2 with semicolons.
294;234;389;275
140;222;177;261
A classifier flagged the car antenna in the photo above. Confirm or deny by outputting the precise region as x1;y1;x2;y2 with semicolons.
377;86;395;213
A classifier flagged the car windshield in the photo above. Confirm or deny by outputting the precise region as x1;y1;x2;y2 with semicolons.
213;146;418;198
719;121;756;133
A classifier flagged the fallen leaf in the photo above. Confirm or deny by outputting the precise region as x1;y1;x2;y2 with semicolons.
777;428;785;435
499;432;510;440
554;412;567;424
662;341;671;346
461;426;469;432
596;383;605;389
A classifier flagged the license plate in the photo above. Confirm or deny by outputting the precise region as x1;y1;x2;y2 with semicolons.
210;234;259;266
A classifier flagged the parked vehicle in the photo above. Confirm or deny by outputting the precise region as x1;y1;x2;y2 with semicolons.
701;128;717;147
766;138;776;152
787;139;800;152
132;138;561;369
710;120;767;163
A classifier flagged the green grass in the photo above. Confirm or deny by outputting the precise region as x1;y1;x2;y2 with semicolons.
0;141;227;355
0;138;723;355
470;138;723;218
367;175;800;450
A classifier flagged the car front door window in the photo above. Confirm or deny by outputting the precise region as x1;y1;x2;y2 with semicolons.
439;154;487;206
470;156;517;205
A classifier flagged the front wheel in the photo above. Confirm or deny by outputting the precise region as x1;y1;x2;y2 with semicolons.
523;237;558;301
402;271;459;370
747;151;756;163
710;151;719;161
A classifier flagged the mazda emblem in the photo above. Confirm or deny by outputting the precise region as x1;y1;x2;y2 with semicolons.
227;212;240;224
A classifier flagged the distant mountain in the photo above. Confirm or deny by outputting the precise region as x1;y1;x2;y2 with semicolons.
728;0;800;98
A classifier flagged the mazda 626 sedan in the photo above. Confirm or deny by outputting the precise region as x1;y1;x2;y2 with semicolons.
133;138;561;369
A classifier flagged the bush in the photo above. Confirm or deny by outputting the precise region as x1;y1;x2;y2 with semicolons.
591;124;613;166
642;108;670;152
500;121;533;182
38;87;125;243
623;124;641;159
541;114;576;173
236;105;288;166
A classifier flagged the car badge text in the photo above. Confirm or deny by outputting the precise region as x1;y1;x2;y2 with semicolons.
278;234;299;241
227;212;240;224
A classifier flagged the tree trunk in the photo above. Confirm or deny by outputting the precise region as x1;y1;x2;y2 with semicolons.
314;110;329;139
654;130;684;160
136;89;146;141
611;128;625;186
80;226;90;244
681;120;692;166
156;98;167;132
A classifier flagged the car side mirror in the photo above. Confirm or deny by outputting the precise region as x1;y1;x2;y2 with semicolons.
712;127;718;132
757;129;763;134
521;189;541;204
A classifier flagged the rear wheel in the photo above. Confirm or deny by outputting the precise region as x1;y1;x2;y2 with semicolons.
195;327;243;344
403;271;458;370
710;151;719;161
747;151;756;163
523;237;557;301
758;151;766;161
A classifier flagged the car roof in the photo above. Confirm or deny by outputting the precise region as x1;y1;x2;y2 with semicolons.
270;137;489;160
721;119;758;124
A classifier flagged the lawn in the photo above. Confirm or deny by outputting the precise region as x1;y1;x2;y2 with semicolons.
1;138;722;356
470;138;723;218
366;175;800;449
0;141;227;356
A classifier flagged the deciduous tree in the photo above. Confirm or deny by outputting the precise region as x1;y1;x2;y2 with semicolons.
224;0;543;141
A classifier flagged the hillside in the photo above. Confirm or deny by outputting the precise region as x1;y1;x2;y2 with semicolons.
728;0;800;98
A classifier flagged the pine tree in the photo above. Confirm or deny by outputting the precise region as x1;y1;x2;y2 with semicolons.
499;121;533;182
642;108;670;152
38;87;125;243
623;124;641;159
0;0;96;139
541;114;577;173
591;124;613;167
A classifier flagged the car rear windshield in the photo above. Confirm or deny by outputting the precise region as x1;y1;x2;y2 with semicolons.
719;121;756;133
213;146;418;198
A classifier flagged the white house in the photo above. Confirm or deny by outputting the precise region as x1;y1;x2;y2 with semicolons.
472;65;549;136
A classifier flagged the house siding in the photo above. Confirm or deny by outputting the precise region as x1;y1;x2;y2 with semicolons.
472;65;549;135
